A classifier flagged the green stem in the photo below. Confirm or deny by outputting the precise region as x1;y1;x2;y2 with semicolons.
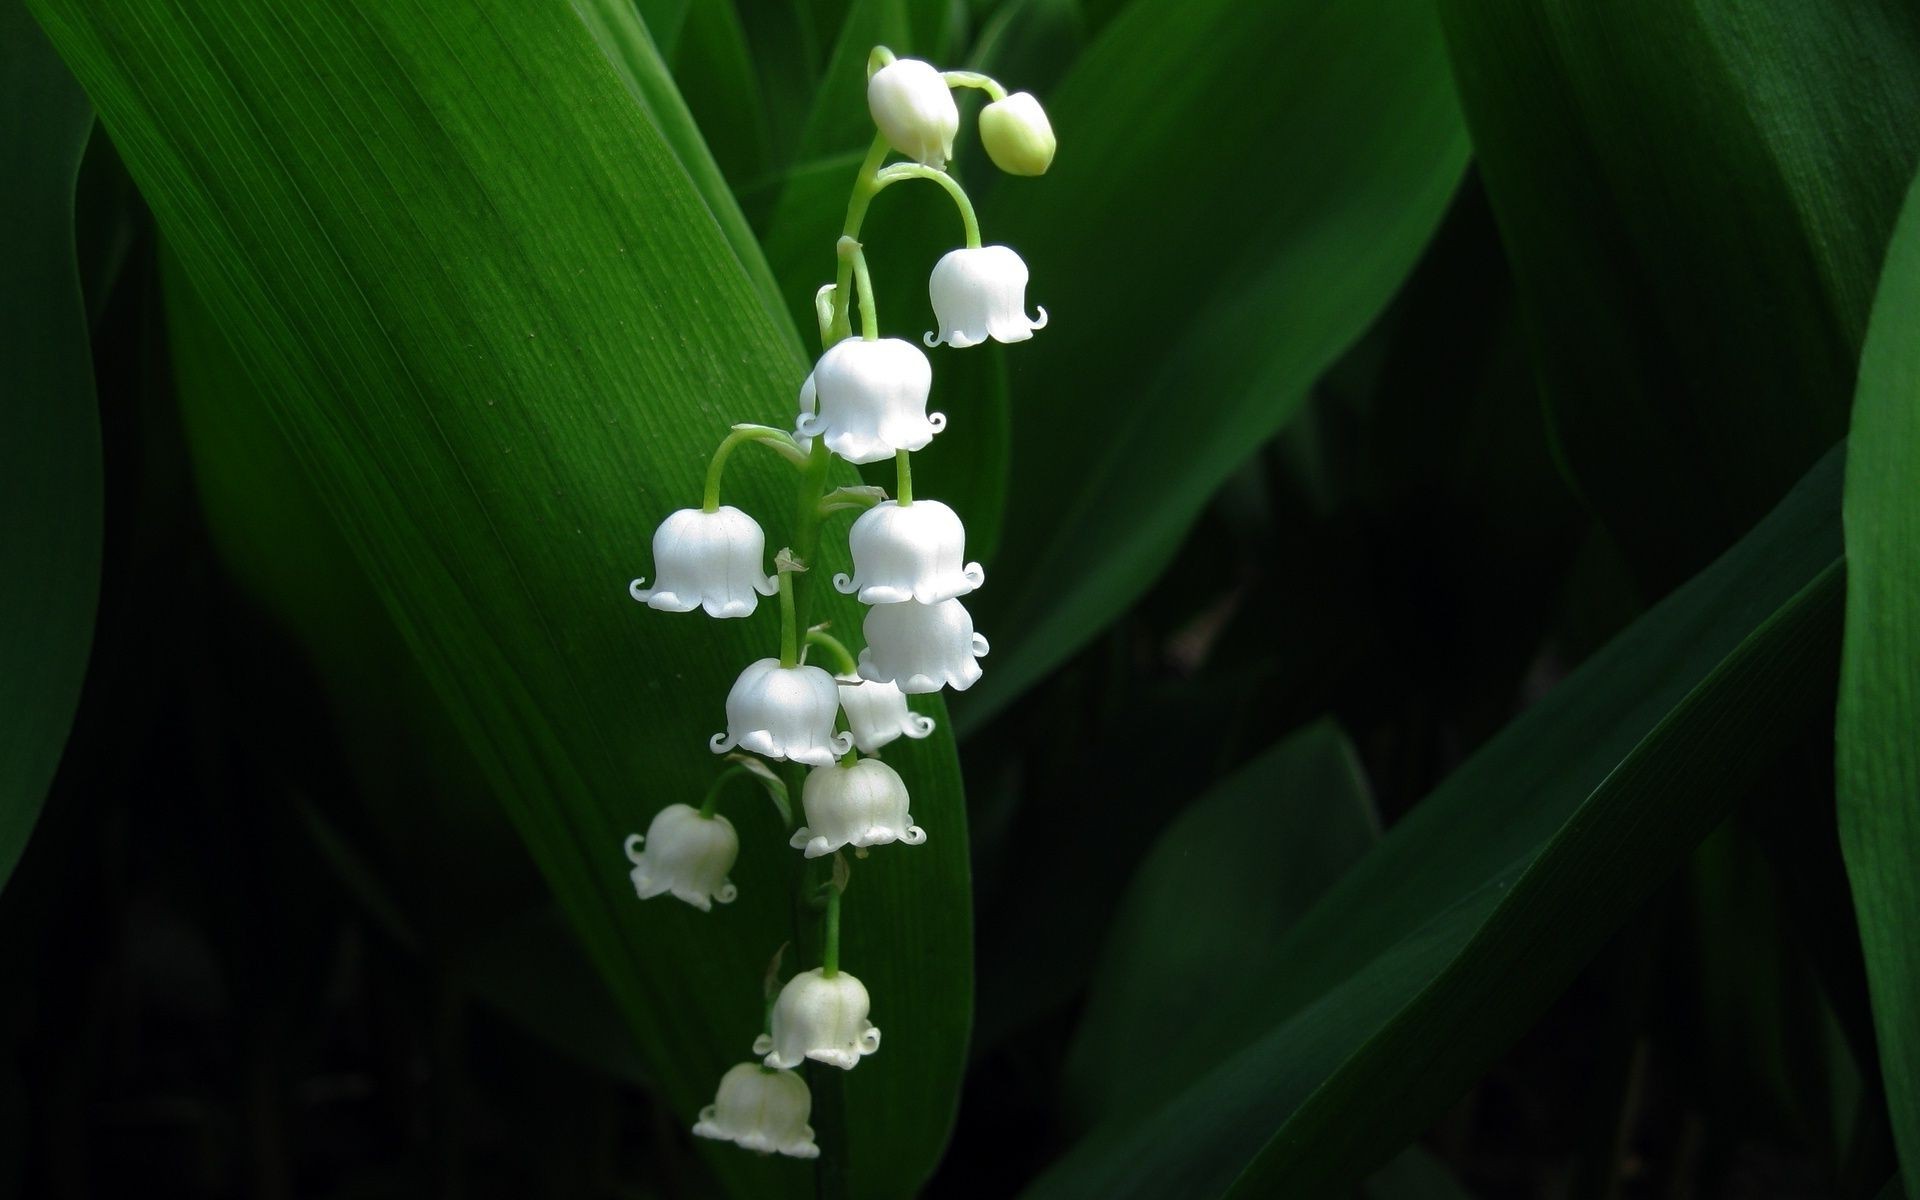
822;883;842;977
873;163;982;248
789;441;834;639
805;629;860;676
843;238;880;341
703;424;804;512
778;573;798;668
699;765;751;819
941;69;1008;103
895;449;913;506
829;134;894;346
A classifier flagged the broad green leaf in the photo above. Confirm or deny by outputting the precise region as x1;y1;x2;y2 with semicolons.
0;0;100;888
1435;0;1920;587
1025;445;1846;1198
956;0;1470;726
32;2;971;1195
1837;164;1920;1200
1062;719;1378;1122
669;0;774;189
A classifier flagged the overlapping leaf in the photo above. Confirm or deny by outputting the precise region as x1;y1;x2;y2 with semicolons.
30;1;971;1194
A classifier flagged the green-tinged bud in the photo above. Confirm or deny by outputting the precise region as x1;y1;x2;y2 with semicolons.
979;92;1055;176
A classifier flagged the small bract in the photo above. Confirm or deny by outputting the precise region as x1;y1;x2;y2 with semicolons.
867;58;959;168
756;968;882;1070
925;246;1047;349
834;499;984;605
711;658;853;766
795;337;943;465
623;804;739;911
791;758;926;859
693;1063;820;1159
836;674;935;754
979;91;1056;176
858;598;990;694
629;506;778;618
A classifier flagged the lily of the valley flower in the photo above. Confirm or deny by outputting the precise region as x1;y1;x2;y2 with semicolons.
711;658;853;766
867;58;959;168
629;506;778;618
836;674;935;754
834;499;984;605
978;92;1056;176
755;968;882;1070
795;337;944;464
925;246;1047;349
623;804;739;911
791;758;926;859
858;597;989;693
692;1064;820;1159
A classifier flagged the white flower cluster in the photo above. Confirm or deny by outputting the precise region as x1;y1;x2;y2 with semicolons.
617;47;1051;1161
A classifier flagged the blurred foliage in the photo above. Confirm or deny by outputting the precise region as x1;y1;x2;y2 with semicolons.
3;0;1917;1196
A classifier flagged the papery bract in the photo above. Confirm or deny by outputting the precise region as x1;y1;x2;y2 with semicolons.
795;337;943;465
858;598;989;693
692;1064;820;1159
629;506;778;618
925;246;1048;349
867;58;959;168
755;968;882;1070
834;499;984;605
836;674;935;754
791;758;926;859
623;804;739;911
711;658;853;766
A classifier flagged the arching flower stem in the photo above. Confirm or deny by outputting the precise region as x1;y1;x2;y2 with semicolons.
821;877;843;977
941;69;1008;103
698;763;754;819
895;449;914;506
777;573;799;668
839;236;881;341
828;134;893;346
872;163;982;249
703;424;806;512
805;628;860;676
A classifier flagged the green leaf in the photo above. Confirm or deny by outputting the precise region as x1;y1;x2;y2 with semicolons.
956;0;1470;726
1024;445;1847;1198
33;2;971;1194
1062;719;1378;1123
1435;0;1920;587
0;0;100;888
1837;164;1920;1200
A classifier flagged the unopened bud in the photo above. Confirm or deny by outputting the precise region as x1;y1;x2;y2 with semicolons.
979;92;1055;176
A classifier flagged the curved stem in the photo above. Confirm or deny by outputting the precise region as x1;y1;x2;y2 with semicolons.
829;134;894;346
941;69;1007;103
704;424;805;512
789;441;835;639
699;764;752;819
821;883;842;977
842;238;880;341
777;573;798;668
895;449;913;506
806;629;860;676
873;163;981;248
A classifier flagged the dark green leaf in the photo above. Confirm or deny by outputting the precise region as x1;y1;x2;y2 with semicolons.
1024;445;1846;1198
35;1;971;1193
0;0;100;888
1837;163;1920;1200
1436;0;1920;587
957;0;1470;726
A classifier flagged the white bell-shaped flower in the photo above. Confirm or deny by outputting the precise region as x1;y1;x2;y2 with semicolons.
858;598;989;693
622;805;738;911
692;1063;819;1159
979;91;1056;176
924;246;1048;349
794;337;944;465
790;758;926;859
629;506;778;618
836;675;935;754
867;58;958;168
833;499;984;605
711;658;853;766
754;968;881;1070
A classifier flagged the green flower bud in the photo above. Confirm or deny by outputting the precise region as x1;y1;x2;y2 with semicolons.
978;92;1055;176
